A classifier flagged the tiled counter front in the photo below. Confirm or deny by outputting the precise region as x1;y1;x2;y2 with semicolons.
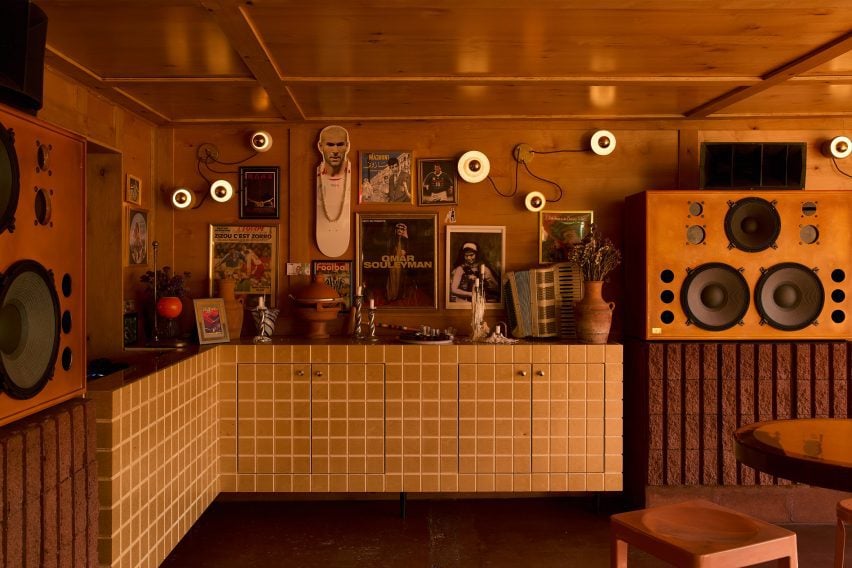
219;343;623;494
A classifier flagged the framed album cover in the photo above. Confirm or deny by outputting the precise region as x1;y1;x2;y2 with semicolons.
312;260;353;312
446;225;505;310
355;213;437;309
539;210;594;263
358;151;413;204
418;158;457;205
239;166;280;219
208;224;278;307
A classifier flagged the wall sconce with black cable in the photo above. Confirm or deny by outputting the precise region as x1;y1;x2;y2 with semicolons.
457;130;616;212
167;130;272;209
821;135;852;180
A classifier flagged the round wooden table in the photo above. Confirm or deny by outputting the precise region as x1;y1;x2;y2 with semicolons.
734;418;852;492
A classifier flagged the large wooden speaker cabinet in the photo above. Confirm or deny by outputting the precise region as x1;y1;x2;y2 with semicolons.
0;103;86;426
625;189;850;340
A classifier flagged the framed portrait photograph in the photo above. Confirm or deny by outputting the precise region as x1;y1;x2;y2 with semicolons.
239;166;280;219
446;225;505;310
193;298;230;344
312;260;353;312
125;174;141;205
208;224;278;306
355;213;437;309
128;208;148;265
539;210;594;263
417;158;458;205
358;150;413;204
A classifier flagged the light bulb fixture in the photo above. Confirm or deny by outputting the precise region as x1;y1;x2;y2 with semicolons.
823;135;851;159
209;179;234;203
524;191;546;212
170;187;193;209
457;150;490;183
590;130;616;156
250;130;272;152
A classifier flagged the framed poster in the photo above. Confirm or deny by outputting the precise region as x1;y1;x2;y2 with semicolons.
208;224;278;307
193;298;230;344
312;260;353;311
128;208;148;265
418;158;458;205
355;213;437;309
446;225;505;310
539;210;594;263
358;150;413;204
239;166;280;219
126;174;141;205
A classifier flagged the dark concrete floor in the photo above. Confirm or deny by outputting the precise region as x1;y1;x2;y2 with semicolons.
160;495;841;567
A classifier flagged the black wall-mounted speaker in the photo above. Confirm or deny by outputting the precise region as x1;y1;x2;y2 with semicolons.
700;142;806;190
0;0;48;114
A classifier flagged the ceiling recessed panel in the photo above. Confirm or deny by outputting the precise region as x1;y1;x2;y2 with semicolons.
289;83;736;120
113;81;281;121
40;1;250;78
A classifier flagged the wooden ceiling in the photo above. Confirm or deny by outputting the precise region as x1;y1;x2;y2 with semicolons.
38;0;852;125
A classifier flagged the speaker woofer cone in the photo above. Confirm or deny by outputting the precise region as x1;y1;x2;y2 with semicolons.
0;260;61;399
754;262;824;331
724;197;781;252
0;122;20;235
681;262;750;331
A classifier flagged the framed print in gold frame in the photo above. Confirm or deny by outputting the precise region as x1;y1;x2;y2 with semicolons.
193;298;230;344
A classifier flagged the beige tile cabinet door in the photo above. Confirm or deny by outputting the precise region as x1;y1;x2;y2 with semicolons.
310;363;385;475
531;362;605;473
237;363;311;474
459;363;532;474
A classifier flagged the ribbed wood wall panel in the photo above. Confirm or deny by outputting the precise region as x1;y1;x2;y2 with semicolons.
626;341;850;491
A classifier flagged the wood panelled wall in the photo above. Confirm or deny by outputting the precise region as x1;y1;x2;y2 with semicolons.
35;67;852;354
625;341;850;500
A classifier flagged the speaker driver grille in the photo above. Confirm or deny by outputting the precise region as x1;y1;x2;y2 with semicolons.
0;122;20;235
724;197;781;252
0;260;60;399
681;263;750;331
755;262;824;331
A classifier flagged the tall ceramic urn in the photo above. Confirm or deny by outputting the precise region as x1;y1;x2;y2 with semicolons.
218;278;244;338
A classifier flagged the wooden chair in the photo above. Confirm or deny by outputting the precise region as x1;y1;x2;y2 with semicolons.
837;498;852;568
610;499;798;567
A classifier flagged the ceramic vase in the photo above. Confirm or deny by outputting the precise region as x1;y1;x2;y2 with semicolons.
218;278;245;338
574;280;614;344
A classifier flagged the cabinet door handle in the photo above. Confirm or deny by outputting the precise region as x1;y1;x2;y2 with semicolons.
315;371;324;377
518;370;528;377
536;370;545;376
295;370;305;376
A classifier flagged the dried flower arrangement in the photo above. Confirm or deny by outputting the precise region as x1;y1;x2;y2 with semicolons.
565;224;622;281
140;266;191;298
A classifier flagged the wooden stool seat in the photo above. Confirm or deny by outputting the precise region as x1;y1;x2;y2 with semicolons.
610;499;798;567
836;498;852;568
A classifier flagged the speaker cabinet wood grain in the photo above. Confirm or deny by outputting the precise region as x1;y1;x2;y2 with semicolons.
0;102;85;426
625;189;850;340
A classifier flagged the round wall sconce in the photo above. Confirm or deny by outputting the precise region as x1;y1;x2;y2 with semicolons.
823;135;851;159
524;191;546;212
210;179;234;203
458;150;491;183
591;130;616;156
171;187;193;209
250;130;273;153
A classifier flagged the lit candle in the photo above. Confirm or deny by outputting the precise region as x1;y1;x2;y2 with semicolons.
369;298;375;309
357;285;364;297
258;296;266;309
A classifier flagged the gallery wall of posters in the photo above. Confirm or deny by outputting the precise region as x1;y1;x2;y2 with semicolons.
355;213;437;309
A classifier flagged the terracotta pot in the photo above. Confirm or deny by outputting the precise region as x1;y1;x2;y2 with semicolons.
290;276;343;339
156;296;183;319
574;280;614;344
218;278;244;338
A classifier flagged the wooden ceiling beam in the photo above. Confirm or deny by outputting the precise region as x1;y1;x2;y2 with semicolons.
201;0;304;121
685;31;852;118
45;47;170;124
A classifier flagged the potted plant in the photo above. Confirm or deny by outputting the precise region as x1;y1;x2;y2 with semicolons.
140;267;191;336
565;225;622;343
